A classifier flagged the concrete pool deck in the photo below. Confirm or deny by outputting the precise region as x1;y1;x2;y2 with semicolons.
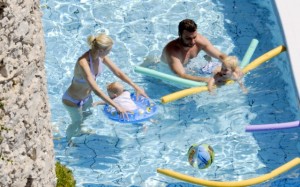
274;0;300;104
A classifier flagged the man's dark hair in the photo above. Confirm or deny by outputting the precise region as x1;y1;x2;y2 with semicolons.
178;19;197;36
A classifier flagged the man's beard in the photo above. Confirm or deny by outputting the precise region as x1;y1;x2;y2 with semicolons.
180;37;195;47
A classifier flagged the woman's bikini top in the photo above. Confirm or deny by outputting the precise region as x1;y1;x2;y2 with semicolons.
72;51;104;84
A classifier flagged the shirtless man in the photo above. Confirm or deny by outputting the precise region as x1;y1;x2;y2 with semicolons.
161;19;228;83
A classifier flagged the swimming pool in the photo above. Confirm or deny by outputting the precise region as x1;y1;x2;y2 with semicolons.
41;0;300;186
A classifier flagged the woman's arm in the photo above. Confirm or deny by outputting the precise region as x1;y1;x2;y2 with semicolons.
103;56;148;97
78;58;127;114
92;101;106;107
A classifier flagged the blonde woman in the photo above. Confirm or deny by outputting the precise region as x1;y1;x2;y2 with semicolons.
62;33;147;139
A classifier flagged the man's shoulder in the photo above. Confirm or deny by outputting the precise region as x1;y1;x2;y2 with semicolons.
196;34;210;46
164;39;181;54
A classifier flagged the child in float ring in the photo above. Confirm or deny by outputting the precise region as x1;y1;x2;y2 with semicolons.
93;82;138;111
95;82;157;123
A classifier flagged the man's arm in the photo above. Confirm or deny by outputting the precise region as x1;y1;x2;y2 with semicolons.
168;54;210;83
200;36;227;62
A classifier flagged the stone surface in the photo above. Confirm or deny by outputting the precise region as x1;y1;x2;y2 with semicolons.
0;0;56;186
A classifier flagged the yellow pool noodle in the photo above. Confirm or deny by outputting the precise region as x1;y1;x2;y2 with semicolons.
157;157;300;187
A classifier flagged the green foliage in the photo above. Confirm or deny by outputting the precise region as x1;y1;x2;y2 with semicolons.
0;125;10;131
0;101;3;109
0;153;13;163
55;162;76;187
0;124;10;144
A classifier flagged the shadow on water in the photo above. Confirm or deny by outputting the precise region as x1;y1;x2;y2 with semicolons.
211;0;279;59
82;184;119;187
81;184;197;187
166;183;199;187
212;0;300;186
81;184;198;187
54;134;122;170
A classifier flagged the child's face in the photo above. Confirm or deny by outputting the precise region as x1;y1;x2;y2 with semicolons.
108;91;115;99
107;83;124;99
220;66;233;78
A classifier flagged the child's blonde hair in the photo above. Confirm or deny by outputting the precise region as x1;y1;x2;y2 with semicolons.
107;82;124;96
223;56;238;71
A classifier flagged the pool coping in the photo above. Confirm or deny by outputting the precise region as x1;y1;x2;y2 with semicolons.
273;0;300;105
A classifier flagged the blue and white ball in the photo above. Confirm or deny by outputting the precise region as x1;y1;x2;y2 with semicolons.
187;144;215;169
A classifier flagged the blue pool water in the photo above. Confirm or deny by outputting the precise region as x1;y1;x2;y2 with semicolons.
41;0;300;186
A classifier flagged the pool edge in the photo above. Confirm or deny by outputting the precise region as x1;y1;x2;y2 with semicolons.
273;0;300;108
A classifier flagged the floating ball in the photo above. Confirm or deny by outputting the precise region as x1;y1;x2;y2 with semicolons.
187;144;215;169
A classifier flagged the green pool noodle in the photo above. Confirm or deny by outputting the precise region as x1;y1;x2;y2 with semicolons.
134;66;206;87
240;39;259;68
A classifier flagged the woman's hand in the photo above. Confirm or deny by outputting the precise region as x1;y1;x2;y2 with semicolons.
115;106;129;120
135;86;148;98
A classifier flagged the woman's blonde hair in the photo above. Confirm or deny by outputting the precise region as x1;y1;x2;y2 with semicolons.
87;33;113;50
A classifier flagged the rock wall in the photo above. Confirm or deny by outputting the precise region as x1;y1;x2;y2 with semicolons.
0;0;56;186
